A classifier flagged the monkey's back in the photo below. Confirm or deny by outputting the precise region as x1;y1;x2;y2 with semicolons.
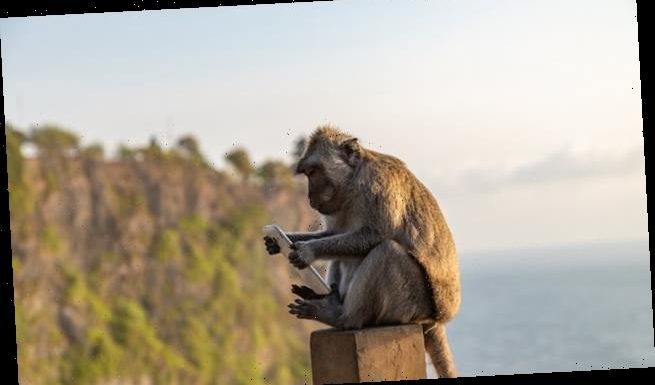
362;150;461;323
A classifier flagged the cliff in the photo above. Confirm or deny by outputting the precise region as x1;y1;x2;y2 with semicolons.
7;125;324;385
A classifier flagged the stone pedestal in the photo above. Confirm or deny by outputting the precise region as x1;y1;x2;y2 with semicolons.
310;324;427;385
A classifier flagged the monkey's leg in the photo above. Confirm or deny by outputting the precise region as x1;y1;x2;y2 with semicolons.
289;241;432;329
339;240;434;330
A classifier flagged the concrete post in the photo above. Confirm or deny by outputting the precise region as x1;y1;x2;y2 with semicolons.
310;324;427;384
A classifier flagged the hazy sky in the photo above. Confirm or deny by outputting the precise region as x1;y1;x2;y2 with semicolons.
1;0;646;253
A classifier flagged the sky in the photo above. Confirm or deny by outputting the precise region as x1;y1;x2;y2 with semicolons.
0;0;647;253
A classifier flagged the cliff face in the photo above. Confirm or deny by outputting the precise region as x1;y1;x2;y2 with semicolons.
8;128;325;385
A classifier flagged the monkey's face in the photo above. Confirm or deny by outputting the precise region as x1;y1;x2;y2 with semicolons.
296;142;360;215
297;159;342;214
306;165;340;214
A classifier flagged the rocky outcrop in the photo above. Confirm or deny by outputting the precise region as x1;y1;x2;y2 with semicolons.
10;142;323;385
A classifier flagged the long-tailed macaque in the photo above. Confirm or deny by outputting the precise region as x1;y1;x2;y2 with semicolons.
264;125;461;378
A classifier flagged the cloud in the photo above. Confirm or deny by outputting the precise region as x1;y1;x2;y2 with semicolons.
447;145;645;193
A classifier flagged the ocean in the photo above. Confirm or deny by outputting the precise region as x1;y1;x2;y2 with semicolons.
425;239;654;378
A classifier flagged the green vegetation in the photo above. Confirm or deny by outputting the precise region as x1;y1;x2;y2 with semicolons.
80;143;105;160
225;147;255;181
30;124;80;157
258;159;295;190
5;125;33;219
155;229;183;263
7;124;312;385
177;134;209;167
41;225;63;254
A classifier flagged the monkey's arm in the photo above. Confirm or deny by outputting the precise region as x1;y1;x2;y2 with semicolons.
302;227;384;260
302;179;401;260
286;230;334;243
290;175;404;266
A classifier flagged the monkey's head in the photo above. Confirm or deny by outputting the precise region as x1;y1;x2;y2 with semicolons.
295;125;363;215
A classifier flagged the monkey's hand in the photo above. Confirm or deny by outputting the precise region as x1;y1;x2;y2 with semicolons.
263;236;281;255
288;241;315;269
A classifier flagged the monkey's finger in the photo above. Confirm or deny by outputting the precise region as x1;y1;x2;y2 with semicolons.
289;254;302;263
288;253;307;269
265;242;279;250
289;308;313;318
303;288;317;296
290;305;313;315
292;285;315;296
288;306;300;313
290;285;305;296
289;301;311;311
291;262;308;270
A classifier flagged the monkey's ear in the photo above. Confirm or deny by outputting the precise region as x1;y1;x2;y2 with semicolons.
340;138;361;166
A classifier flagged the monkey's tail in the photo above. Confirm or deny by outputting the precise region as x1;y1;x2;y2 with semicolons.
423;322;458;378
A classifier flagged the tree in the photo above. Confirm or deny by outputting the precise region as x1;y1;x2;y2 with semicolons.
257;160;294;189
225;148;254;181
147;135;162;154
5;125;31;215
5;125;26;185
116;144;136;160
30;124;80;158
177;135;200;156
176;135;207;166
6;123;27;143
80;143;105;161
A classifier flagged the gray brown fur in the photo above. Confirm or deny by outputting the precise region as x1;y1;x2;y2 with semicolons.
268;125;461;378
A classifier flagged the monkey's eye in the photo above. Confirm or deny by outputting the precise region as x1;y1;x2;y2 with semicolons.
305;167;316;177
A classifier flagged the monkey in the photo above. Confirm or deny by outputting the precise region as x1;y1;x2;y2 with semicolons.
263;125;461;378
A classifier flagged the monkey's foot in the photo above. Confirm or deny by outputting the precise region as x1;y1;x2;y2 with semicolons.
291;283;340;301
288;297;342;328
291;284;328;300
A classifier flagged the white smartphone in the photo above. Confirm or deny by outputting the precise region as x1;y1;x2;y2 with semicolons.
262;224;331;295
